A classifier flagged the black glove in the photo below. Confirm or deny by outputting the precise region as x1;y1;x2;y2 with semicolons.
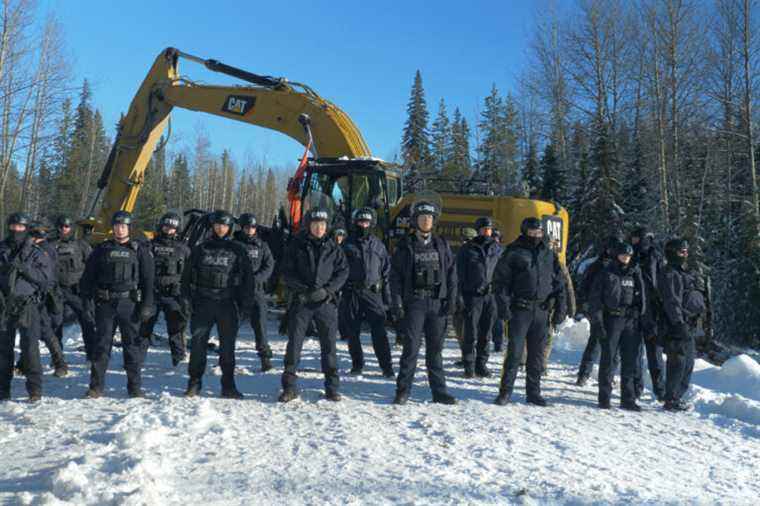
456;296;465;314
673;323;690;341
551;311;566;326
596;320;608;341
180;298;192;318
390;305;405;323
139;303;155;323
306;288;328;304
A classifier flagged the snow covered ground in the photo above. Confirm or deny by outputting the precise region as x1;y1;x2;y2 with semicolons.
1;314;759;505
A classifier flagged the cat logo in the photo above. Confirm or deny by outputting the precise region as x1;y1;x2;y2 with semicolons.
542;215;564;251
222;95;256;116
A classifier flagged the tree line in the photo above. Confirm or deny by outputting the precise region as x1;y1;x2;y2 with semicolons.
1;1;287;235
400;0;760;348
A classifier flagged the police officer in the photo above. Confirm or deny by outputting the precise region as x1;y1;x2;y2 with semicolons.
183;210;254;399
140;212;191;367
575;236;619;386
80;211;155;398
494;217;565;407
279;208;348;402
332;227;347;246
457;216;502;378
233;212;274;372
51;215;95;360
659;239;706;411
28;220;68;378
590;241;646;411
630;226;666;401
0;213;51;401
341;207;394;378
390;200;457;405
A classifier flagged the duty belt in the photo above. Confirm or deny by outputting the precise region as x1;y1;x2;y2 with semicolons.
347;281;382;293
194;286;235;300
512;298;540;310
96;288;139;301
605;307;639;318
413;286;440;298
465;284;493;297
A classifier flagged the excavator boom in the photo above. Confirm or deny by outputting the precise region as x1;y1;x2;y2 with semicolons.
84;47;371;239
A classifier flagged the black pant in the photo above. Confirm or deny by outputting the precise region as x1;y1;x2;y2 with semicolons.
244;294;271;358
499;306;548;398
90;298;146;392
188;298;240;390
492;318;504;350
462;294;495;369
641;336;665;398
0;304;42;395
57;284;96;358
578;320;619;380
141;298;187;363
664;327;695;403
599;315;640;405
341;289;392;371
39;306;65;367
396;298;448;397
282;300;339;394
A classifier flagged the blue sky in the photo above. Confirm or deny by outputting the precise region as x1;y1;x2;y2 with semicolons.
47;0;536;168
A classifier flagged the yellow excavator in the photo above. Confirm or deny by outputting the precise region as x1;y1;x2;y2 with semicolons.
83;47;568;262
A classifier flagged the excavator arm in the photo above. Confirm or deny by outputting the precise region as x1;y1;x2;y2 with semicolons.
84;47;371;239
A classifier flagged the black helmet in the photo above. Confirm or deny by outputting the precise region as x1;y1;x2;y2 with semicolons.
520;217;542;236
111;210;132;226
158;212;181;230
411;200;439;224
475;216;494;230
238;213;257;228
305;207;330;224
209;210;234;226
612;241;634;257
7;212;31;228
665;238;689;261
56;215;73;228
352;207;376;226
630;225;649;240
29;219;52;239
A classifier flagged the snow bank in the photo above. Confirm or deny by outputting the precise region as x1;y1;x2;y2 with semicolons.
692;354;760;402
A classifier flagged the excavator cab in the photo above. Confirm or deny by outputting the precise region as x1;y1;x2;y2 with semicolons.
297;158;402;239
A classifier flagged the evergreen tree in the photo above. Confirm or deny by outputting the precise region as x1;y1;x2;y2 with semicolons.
401;70;431;191
430;98;451;175
447;108;472;180
540;143;565;203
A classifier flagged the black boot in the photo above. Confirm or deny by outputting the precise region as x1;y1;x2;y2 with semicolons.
349;366;363;376
278;389;299;403
325;391;341;402
494;390;511;406
576;375;589;387
53;362;69;378
432;392;457;405
260;354;273;373
393;390;409;405
526;395;549;407
84;388;103;399
221;387;244;400
621;401;642;412
598;399;612;409
0;390;9;401
463;365;474;378
381;367;395;379
475;364;492;378
28;391;42;402
185;379;202;398
128;388;144;399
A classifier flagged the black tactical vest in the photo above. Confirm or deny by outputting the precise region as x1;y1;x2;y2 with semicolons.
56;239;85;286
100;242;140;291
153;241;184;293
194;246;239;290
412;239;441;290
